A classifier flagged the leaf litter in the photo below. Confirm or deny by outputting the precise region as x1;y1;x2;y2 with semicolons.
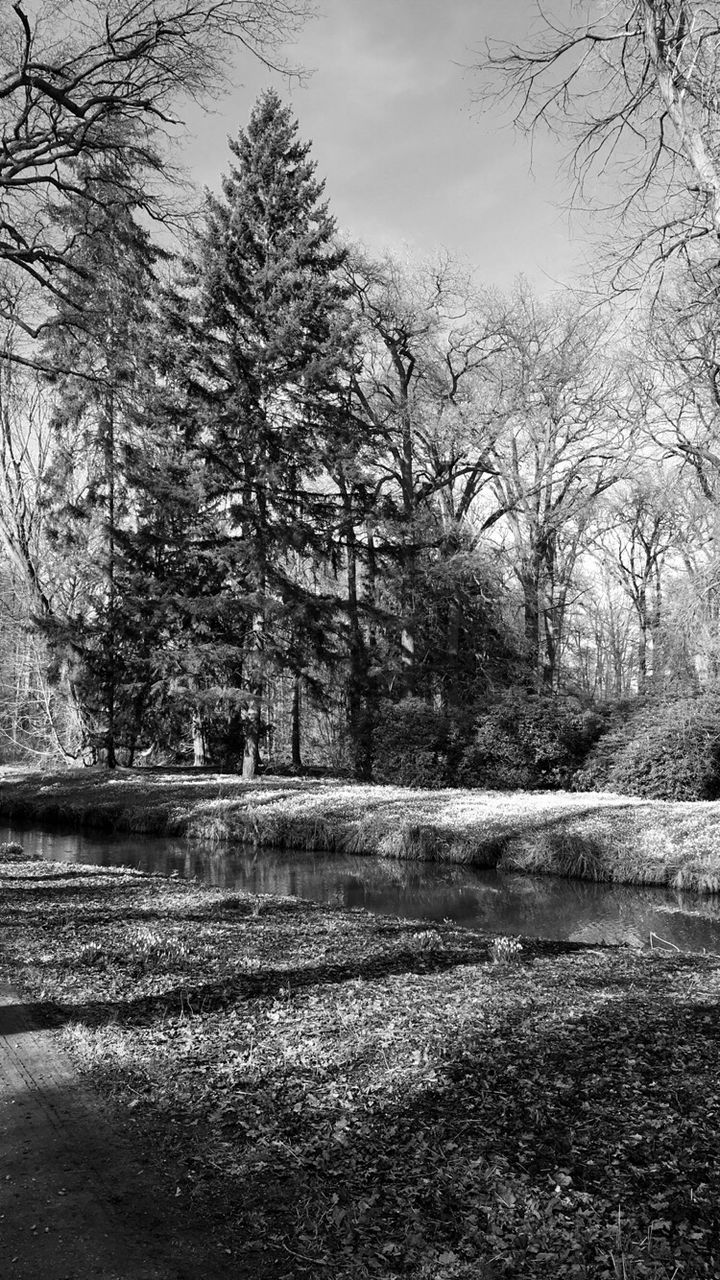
1;857;719;1278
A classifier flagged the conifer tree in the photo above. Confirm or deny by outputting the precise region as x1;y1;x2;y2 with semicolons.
185;89;351;776
41;158;163;764
119;351;245;768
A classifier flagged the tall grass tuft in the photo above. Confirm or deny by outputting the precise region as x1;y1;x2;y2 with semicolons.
546;834;608;881
499;832;607;881
671;859;720;895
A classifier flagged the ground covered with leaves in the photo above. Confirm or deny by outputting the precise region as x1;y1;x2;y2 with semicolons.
1;858;719;1279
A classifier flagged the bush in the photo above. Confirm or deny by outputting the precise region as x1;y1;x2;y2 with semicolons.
456;694;608;791
577;694;720;800
0;841;40;862
371;698;461;788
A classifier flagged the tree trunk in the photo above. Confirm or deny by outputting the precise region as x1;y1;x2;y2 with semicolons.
520;540;556;691
398;370;417;697
242;608;265;780
344;499;366;778
242;710;260;778
650;562;663;693
360;521;379;780
243;479;268;781
442;529;463;711
400;623;415;687
290;675;302;769
519;564;540;689
192;709;208;767
103;390;117;769
637;622;648;696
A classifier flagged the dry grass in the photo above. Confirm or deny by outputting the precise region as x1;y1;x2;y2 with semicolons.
4;767;720;893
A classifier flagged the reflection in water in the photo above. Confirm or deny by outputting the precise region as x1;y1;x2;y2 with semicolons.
3;823;720;954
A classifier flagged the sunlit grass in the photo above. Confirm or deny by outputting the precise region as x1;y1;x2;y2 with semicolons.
4;767;720;891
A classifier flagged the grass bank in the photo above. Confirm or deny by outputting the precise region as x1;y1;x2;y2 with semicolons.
3;767;720;893
1;855;718;1279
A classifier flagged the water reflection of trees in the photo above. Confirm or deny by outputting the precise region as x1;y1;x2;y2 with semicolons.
6;825;720;952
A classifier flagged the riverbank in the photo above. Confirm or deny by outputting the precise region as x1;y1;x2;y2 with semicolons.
3;767;720;892
1;854;718;1279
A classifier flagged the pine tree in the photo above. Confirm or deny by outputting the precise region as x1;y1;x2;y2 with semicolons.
186;89;351;776
41;157;163;765
119;354;246;768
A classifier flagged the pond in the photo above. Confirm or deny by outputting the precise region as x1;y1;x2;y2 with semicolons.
3;822;720;955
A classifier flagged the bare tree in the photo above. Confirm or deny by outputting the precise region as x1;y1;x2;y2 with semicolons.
0;568;81;762
478;282;628;689
0;331;94;758
475;2;720;281
563;558;636;699
0;0;311;303
347;248;503;696
0;321;52;622
594;476;685;692
635;263;720;492
621;272;720;686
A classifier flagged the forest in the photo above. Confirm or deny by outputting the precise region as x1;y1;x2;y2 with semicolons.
3;3;720;803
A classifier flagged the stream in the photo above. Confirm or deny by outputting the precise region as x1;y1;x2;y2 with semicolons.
3;822;720;954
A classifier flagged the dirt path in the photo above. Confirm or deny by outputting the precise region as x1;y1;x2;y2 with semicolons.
0;983;228;1280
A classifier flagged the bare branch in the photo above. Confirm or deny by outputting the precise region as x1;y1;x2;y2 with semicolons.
0;0;314;295
473;2;720;285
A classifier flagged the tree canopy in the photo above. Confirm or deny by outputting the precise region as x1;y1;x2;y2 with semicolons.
0;0;312;300
475;1;720;283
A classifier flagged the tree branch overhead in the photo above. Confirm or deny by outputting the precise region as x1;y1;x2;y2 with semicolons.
474;1;720;283
0;0;313;292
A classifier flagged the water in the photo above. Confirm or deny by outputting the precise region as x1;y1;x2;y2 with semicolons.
3;822;720;954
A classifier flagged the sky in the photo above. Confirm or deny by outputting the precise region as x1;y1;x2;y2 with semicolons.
180;0;589;294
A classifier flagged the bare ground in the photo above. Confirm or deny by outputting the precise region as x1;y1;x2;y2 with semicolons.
0;982;232;1280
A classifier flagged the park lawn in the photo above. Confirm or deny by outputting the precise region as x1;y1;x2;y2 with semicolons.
1;856;719;1279
3;767;720;891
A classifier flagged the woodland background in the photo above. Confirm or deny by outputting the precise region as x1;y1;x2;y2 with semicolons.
4;3;720;801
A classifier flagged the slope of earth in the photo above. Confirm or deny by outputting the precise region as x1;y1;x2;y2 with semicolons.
3;765;720;891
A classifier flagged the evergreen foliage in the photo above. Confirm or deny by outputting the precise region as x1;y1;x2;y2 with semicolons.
174;89;352;775
370;697;460;789
577;695;720;801
40;157;163;764
457;695;609;792
410;545;521;708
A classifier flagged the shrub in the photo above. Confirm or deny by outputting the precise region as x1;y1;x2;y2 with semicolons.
577;694;720;801
456;694;608;792
0;841;39;862
371;698;460;788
